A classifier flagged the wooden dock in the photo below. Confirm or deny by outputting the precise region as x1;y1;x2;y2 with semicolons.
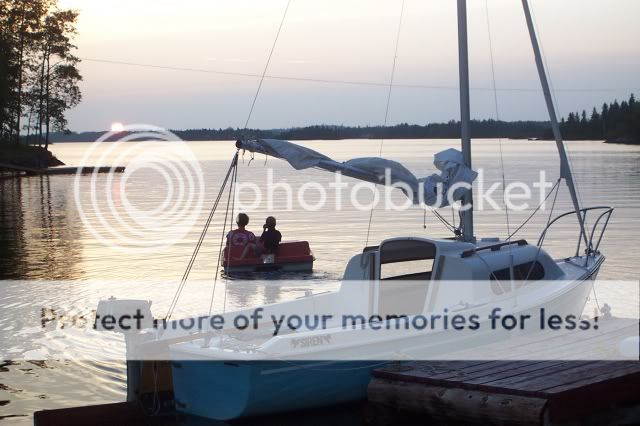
368;360;640;425
367;317;640;425
42;165;125;175
0;162;124;177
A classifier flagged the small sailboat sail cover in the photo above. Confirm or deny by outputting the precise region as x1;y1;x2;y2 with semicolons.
236;139;477;208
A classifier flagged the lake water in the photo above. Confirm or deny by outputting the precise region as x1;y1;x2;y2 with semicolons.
0;139;639;422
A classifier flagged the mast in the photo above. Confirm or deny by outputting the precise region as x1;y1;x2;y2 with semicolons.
521;0;589;247
457;0;474;242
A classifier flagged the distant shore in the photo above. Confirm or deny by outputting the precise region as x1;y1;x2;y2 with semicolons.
46;121;553;143
604;137;640;145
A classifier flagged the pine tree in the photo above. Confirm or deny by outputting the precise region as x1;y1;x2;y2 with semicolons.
601;102;609;135
590;107;601;138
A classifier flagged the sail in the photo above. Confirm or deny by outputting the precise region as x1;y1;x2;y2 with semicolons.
242;138;332;170
236;139;477;208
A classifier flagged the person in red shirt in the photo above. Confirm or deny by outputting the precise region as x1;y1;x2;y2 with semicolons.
227;213;258;259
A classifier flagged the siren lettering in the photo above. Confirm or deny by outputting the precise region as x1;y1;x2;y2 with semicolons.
291;334;332;349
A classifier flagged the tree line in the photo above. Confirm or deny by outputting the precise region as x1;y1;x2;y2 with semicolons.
0;0;82;150
50;120;553;142
555;93;639;143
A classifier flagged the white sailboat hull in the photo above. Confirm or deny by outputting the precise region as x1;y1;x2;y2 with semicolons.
169;258;601;420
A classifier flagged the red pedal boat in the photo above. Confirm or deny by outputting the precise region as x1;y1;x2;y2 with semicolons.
223;241;314;273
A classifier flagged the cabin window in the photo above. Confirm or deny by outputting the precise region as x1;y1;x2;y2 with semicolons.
490;261;545;282
379;240;436;281
377;240;436;316
381;259;434;281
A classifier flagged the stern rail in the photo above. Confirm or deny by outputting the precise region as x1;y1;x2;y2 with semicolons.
538;206;613;265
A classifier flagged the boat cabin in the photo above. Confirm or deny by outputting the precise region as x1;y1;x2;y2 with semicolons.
343;237;562;282
339;236;565;316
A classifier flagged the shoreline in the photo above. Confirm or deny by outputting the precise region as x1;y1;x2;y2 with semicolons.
0;144;65;169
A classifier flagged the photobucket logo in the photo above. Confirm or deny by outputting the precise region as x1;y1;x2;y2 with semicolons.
232;168;555;212
73;125;204;253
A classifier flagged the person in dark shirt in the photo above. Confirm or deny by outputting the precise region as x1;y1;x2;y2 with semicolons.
260;216;282;254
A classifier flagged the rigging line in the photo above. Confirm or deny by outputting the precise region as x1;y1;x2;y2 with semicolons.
524;176;560;281
507;178;560;240
365;0;405;247
485;0;512;244
166;155;237;319
209;154;238;315
79;58;639;94
528;1;587;224
167;161;234;320
166;152;238;320
426;204;457;233
223;162;239;315
242;0;292;133
451;205;456;229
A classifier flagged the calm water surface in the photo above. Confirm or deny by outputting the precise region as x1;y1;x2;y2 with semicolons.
1;139;639;422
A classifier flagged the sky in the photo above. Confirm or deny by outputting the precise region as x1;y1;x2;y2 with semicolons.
57;0;640;132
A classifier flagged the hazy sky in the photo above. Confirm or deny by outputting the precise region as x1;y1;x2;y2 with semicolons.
58;0;640;132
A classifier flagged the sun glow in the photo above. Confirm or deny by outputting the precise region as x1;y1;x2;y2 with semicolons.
110;122;125;132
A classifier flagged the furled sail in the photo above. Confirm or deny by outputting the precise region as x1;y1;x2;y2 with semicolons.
235;139;477;208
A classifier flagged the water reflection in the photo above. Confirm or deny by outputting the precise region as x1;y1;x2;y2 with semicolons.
0;178;27;279
0;176;82;280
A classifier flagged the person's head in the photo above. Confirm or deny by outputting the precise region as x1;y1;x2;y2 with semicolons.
265;216;276;230
236;213;249;228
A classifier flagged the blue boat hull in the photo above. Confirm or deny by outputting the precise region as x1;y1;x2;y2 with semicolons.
171;360;380;420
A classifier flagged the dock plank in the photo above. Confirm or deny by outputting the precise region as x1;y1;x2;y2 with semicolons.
476;361;602;391
457;361;570;385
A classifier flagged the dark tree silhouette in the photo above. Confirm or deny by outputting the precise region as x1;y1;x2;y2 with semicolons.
0;0;81;148
554;94;639;143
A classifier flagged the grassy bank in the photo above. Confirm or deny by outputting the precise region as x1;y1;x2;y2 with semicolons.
0;143;64;169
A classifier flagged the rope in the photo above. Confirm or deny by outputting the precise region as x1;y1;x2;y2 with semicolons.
208;154;238;315
452;205;456;229
365;0;405;247
242;0;292;134
205;1;290;315
474;180;560;288
528;1;587;230
507;178;560;240
223;162;239;314
484;0;513;247
524;176;560;281
165;152;238;320
426;205;457;234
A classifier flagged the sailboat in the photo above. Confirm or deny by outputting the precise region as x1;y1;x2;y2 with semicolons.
107;0;614;421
